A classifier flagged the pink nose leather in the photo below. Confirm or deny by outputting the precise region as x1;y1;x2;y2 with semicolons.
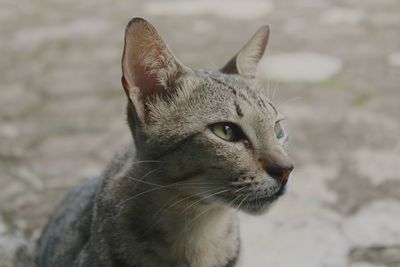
264;163;294;185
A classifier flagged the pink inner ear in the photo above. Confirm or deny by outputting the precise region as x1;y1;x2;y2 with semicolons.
133;61;167;103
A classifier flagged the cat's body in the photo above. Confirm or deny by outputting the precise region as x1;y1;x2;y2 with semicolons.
37;18;293;267
38;145;239;267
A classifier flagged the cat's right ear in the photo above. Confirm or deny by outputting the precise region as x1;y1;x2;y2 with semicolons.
220;25;270;79
121;17;190;123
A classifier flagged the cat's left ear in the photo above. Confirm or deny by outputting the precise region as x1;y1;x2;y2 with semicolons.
220;25;270;79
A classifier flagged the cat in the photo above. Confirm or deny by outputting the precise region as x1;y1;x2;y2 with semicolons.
37;17;293;267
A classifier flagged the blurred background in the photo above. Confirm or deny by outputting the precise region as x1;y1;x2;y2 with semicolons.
0;0;399;266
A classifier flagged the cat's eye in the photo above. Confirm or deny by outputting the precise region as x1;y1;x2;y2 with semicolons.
274;122;285;139
210;123;245;142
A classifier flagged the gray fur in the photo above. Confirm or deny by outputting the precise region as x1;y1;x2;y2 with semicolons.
37;17;293;267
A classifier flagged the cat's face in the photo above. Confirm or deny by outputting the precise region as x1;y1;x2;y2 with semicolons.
122;18;293;214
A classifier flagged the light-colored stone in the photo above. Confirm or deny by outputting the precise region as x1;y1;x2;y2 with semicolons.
191;20;212;33
14;168;44;191
240;197;347;267
343;200;400;247
289;164;338;204
0;234;35;267
143;0;273;20
354;147;400;185
321;8;366;25
259;52;342;82
1;0;400;266
349;263;386;267
240;164;346;267
388;52;400;67
0;220;6;235
13;18;111;50
0;123;18;138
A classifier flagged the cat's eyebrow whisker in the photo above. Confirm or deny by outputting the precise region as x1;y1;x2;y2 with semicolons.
271;80;280;101
280;96;303;106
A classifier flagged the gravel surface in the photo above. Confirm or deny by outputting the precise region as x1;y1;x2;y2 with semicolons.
1;0;399;266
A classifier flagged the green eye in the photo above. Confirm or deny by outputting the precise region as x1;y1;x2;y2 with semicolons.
210;123;244;142
274;122;285;139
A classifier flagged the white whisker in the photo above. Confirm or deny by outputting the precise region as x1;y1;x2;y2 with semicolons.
235;194;250;213
182;188;230;215
280;96;303;106
271;80;280;101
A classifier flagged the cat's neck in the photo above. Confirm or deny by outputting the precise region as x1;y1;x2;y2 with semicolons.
105;147;240;266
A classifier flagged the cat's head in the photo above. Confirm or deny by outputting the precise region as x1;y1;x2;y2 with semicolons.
121;18;293;214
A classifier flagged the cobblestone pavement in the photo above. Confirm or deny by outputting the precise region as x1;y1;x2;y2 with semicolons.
0;0;399;266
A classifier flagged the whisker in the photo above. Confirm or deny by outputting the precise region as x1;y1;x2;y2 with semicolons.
130;168;161;191
146;187;225;232
127;176;219;186
156;187;224;219
183;188;230;232
187;205;217;228
226;194;243;208
187;189;250;228
126;175;221;188
280;96;303;106
126;175;163;187
131;160;163;164
118;186;161;208
117;180;226;209
255;190;260;209
235;194;250;212
181;188;230;215
271;80;280;101
266;79;271;99
233;187;247;194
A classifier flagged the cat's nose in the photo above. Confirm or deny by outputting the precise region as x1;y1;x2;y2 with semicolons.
265;164;294;185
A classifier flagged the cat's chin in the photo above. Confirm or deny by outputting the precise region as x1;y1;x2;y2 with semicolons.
239;204;272;215
237;198;276;215
233;186;286;215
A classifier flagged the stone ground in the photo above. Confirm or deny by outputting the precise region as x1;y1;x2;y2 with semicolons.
0;0;399;266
